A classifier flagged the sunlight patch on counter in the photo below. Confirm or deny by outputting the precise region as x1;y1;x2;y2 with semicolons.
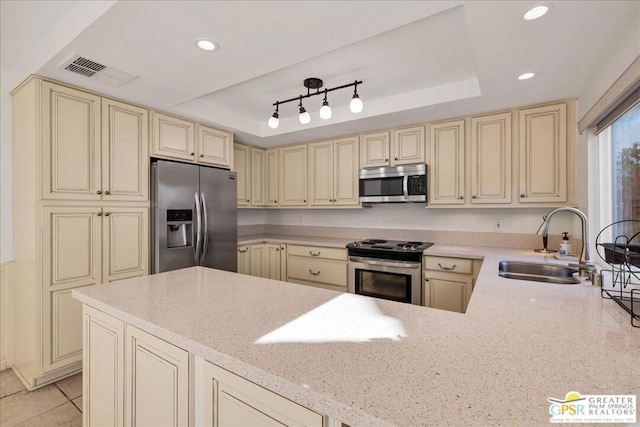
254;293;407;344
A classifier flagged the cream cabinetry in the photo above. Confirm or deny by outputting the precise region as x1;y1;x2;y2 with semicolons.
238;243;286;281
470;112;512;204
151;113;233;168
251;148;266;206
309;137;359;206
125;325;189;426
518;102;568;203
12;77;150;389
279;144;308;206
83;305;124;427
265;149;279;206
234;144;251;206
196;124;232;168
429;120;465;205
286;245;347;291
360;126;425;168
197;358;323;427
423;255;481;313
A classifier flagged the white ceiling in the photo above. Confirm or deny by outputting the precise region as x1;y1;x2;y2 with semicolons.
3;1;639;147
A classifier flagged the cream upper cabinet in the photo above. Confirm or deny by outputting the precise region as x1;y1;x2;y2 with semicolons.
470;112;512;204
309;137;359;206
518;102;568;203
251;148;266;206
151;111;196;161
308;140;333;206
234;144;251;206
429;120;465;205
41;81;102;200
360;131;390;168
125;325;189;427
279;144;308;206
393;126;425;165
102;99;149;202
196;124;232;168
83;305;125;427
265;149;279;206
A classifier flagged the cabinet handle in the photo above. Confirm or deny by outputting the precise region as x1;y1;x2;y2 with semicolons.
438;263;456;271
520;194;526;198
458;196;464;200
96;190;102;195
104;190;110;195
96;211;102;216
309;269;321;276
472;195;477;199
309;251;321;256
104;212;110;217
238;248;248;253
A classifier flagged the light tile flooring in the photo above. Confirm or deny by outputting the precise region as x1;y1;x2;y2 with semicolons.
0;369;82;426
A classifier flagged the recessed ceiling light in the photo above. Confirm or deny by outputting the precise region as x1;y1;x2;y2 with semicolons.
196;39;217;51
518;72;536;80
524;5;549;20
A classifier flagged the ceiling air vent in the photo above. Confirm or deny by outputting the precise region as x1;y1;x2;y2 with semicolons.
59;54;138;87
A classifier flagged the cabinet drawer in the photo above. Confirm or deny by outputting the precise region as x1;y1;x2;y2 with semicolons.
424;256;473;275
287;257;347;287
287;245;346;261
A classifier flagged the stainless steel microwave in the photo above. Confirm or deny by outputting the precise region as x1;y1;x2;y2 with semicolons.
359;164;427;203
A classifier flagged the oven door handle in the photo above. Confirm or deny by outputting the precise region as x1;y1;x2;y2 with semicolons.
349;256;421;269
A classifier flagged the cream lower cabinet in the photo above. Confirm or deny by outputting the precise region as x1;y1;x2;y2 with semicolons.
286;245;347;292
423;255;481;313
125;325;189;426
238;244;286;281
196;357;323;427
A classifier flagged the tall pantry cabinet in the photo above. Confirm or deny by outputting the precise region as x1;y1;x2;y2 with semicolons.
11;77;149;389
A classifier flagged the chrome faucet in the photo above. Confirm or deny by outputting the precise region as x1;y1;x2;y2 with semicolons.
536;207;593;267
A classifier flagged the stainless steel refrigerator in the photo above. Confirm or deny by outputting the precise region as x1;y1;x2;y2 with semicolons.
151;159;237;273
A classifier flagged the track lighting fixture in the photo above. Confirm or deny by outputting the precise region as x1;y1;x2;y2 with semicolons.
267;78;363;128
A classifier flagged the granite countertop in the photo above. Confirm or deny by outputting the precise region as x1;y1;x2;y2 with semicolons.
73;244;640;426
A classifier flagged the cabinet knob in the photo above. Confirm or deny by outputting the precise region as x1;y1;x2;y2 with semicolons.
104;190;110;195
394;157;398;161
96;211;102;216
190;152;195;156
385;158;389;162
247;199;250;202
303;200;307;203
104;212;110;217
458;196;464;200
274;200;277;203
472;195;477;199
96;190;102;195
520;193;526;198
425;278;430;282
200;154;204;157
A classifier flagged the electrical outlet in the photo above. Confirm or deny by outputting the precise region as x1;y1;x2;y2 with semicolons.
493;218;504;231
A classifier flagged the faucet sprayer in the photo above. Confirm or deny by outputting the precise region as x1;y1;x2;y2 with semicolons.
536;207;592;266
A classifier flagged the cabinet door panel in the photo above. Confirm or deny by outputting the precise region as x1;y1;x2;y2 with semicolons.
265;244;282;281
360;131;390;168
333;137;359;206
234;145;251;206
103;208;148;283
425;276;472;313
43;288;84;372
43;206;102;288
471;113;511;204
84;306;124;427
251;148;266;206
250;244;266;277
125;326;189;427
41;82;101;200
265;149;279;206
279;145;308;206
393;126;425;165
519;103;567;203
309;141;333;206
102;99;149;202
197;124;232;168
429;120;465;204
151;112;195;161
237;246;251;275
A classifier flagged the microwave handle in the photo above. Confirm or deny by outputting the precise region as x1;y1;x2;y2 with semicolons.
403;175;409;199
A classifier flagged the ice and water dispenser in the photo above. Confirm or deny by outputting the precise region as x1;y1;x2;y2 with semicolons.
166;209;193;248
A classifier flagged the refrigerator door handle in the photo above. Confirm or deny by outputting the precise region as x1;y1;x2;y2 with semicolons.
194;192;202;264
200;192;209;263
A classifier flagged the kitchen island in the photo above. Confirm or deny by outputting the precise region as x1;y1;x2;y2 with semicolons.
72;245;639;426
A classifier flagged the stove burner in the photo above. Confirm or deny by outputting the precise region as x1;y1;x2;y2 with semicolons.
362;239;387;244
372;245;394;249
406;241;423;245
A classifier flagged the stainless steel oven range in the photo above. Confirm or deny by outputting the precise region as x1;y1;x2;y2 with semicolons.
347;239;433;305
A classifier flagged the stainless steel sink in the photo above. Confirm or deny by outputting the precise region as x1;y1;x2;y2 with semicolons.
498;261;580;284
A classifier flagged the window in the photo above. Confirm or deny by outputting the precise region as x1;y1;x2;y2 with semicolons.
599;101;640;240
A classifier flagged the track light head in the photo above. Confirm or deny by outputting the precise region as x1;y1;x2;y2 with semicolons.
350;82;363;113
298;96;310;124
319;90;332;120
268;103;279;129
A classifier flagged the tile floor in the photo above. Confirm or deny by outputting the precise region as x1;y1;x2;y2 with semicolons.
0;369;82;426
